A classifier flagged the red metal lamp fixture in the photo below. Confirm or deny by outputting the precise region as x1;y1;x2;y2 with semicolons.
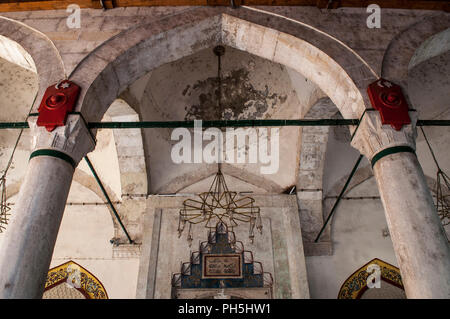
37;80;80;132
367;78;411;131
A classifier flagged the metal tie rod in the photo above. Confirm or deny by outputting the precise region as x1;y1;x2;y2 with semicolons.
1;119;450;129
84;155;134;244
314;154;363;243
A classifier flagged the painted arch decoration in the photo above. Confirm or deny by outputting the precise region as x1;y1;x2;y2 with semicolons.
338;258;404;299
44;261;108;299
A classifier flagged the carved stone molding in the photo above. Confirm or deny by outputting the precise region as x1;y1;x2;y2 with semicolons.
112;244;141;259
29;114;96;165
351;111;418;161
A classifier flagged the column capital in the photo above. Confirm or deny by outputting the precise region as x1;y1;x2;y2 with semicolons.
351;110;418;164
28;114;96;167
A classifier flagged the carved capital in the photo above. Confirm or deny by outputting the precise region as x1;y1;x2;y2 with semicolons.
351;110;417;161
29;114;96;166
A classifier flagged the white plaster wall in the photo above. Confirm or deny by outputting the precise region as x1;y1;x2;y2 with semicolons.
49;181;140;299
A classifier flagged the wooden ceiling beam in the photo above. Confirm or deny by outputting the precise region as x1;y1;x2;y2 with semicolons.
0;0;448;12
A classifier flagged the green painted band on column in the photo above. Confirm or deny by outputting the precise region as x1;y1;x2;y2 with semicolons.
371;146;416;168
29;149;76;169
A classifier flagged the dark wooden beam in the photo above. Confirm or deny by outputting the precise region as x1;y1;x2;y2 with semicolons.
0;0;448;12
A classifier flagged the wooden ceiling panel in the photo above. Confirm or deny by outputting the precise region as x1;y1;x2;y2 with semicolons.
0;0;448;12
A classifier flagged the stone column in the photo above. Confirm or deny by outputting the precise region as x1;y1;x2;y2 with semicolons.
0;114;95;298
351;110;450;298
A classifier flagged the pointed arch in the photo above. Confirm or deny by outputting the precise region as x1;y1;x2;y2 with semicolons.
44;260;108;299
70;9;371;125
105;99;148;195
338;258;404;299
156;162;283;194
296;97;339;255
381;14;450;87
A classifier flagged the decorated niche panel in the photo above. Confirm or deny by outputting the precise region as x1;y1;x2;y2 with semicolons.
171;223;273;298
44;261;108;299
338;258;405;299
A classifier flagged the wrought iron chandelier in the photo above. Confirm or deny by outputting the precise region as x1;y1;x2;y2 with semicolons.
177;46;263;246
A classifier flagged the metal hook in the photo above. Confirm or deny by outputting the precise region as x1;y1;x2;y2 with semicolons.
54;79;64;90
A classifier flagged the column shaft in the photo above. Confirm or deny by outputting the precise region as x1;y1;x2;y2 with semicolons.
0;156;74;298
352;110;450;298
373;152;450;298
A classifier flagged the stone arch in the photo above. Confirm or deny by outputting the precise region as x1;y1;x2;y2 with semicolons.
156;162;283;194
44;260;108;299
297;97;339;192
105;99;148;196
69;9;373;126
296;97;339;256
118;89;142;115
408;28;450;71
381;13;450;87
0;16;65;111
72;168;120;203
405;27;450;193
325;165;374;199
338;258;404;299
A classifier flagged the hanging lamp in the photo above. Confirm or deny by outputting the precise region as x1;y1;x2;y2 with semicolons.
177;46;263;246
